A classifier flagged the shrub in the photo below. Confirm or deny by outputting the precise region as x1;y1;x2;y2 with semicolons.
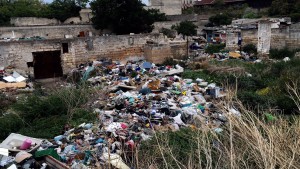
269;48;295;59
0;114;24;141
208;13;232;26
290;13;300;22
242;43;257;55
205;44;226;54
0;93;16;115
160;28;176;38
172;21;197;36
6;86;96;139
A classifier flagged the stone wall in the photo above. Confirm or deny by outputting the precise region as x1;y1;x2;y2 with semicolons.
10;17;61;26
258;21;271;54
0;40;65;74
0;33;187;76
147;0;182;15
153;21;180;33
144;44;172;63
227;23;300;51
170;41;187;60
0;25;100;39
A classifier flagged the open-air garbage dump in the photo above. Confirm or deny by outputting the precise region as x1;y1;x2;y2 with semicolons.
0;59;242;169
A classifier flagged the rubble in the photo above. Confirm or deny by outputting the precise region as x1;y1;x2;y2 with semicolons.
0;67;31;90
1;59;231;169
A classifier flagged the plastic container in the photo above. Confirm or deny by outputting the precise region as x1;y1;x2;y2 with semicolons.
19;138;32;150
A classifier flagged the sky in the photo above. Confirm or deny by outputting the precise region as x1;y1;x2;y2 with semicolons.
43;0;149;6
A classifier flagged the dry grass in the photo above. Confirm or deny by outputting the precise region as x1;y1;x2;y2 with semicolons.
135;84;300;169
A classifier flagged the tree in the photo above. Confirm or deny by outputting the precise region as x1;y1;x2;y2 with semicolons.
213;0;224;8
45;0;82;22
0;0;48;26
90;0;166;35
268;0;289;16
208;13;232;26
172;21;197;37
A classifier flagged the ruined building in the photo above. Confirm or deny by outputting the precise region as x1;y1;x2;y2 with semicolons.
0;9;187;80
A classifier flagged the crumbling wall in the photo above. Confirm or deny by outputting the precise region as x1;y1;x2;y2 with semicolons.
258;21;271;54
242;29;258;45
152;21;180;33
226;32;239;50
0;40;63;74
144;44;172;63
10;17;61;26
0;25;100;39
69;34;168;67
0;34;187;75
170;41;187;60
147;0;182;15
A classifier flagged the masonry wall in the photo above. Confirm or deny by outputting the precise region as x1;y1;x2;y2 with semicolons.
147;0;182;15
0;25;99;39
10;17;61;26
170;42;187;60
144;44;172;63
0;40;64;74
228;24;300;51
0;33;187;76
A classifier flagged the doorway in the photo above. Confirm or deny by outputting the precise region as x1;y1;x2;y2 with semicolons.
33;51;63;79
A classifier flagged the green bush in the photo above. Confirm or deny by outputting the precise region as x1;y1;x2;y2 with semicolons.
269;48;295;59
290;13;300;22
18;115;67;139
12;95;68;123
208;13;232;26
205;44;226;54
160;28;176;38
3;86;96;140
243;43;257;55
0;114;24;141
0;93;16;115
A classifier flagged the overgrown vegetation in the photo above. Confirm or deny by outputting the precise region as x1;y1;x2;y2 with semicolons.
208;13;233;26
183;58;300;114
268;0;300;22
138;99;300;168
205;44;226;54
242;43;257;55
0;0;86;25
172;21;198;37
0;85;96;140
160;28;176;38
269;48;300;59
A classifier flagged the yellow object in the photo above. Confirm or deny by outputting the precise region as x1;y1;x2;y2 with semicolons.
256;87;270;96
229;52;241;58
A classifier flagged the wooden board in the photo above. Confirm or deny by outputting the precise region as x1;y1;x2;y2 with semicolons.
0;82;26;89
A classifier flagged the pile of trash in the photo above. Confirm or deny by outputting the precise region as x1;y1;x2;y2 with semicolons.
0;60;237;169
0;66;32;91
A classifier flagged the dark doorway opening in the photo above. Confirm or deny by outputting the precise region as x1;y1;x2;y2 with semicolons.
33;50;63;79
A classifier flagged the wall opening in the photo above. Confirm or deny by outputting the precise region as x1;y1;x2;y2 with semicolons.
32;50;63;79
62;43;69;53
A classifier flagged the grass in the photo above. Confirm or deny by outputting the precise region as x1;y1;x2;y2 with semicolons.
183;58;300;114
0;85;97;140
137;95;300;168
